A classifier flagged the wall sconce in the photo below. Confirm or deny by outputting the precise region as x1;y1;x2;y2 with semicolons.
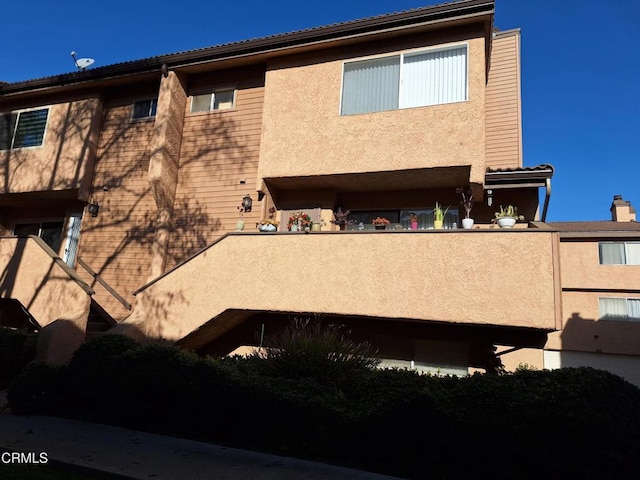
87;201;100;217
241;194;253;213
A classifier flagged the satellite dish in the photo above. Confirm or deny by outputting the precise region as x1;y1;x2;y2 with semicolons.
70;51;95;71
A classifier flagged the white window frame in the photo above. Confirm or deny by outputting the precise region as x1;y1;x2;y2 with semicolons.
599;241;640;265
599;297;640;322
131;98;158;120
190;88;236;113
0;106;50;150
339;43;469;116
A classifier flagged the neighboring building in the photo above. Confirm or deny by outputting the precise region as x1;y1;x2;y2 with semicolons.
0;0;637;384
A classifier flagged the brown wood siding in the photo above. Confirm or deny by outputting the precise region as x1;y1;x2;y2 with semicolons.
167;78;265;268
76;103;157;319
485;32;522;170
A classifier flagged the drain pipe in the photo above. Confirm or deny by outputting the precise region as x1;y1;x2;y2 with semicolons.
541;177;551;222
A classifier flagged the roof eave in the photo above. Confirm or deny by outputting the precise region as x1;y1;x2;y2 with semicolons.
1;0;494;96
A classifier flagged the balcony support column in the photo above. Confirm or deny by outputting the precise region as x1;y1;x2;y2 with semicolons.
147;71;187;281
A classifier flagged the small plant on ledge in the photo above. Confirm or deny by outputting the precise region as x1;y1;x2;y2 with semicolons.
287;212;312;231
493;205;524;229
371;217;390;230
330;207;356;229
257;207;278;231
433;202;449;229
456;187;473;219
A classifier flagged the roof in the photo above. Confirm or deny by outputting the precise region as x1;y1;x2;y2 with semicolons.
0;0;494;96
548;221;640;233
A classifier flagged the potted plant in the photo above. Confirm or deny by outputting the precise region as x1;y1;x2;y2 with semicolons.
257;207;278;232
456;187;474;229
371;217;390;230
287;212;312;232
409;213;419;230
330;208;355;230
494;205;523;228
433;202;449;230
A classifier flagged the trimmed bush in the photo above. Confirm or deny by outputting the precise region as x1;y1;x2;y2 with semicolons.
0;327;37;388
7;339;640;479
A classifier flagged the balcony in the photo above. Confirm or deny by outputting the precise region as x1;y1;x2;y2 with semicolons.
122;228;562;346
0;98;101;199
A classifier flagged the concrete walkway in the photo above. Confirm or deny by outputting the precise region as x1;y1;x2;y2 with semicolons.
0;412;404;480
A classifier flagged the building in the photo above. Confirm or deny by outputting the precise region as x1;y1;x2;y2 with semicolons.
1;0;638;383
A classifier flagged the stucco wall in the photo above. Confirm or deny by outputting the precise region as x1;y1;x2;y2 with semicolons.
0;98;102;199
558;240;640;290
121;230;561;343
0;236;92;362
258;33;487;186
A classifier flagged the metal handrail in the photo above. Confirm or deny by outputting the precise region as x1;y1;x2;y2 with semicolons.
76;258;132;310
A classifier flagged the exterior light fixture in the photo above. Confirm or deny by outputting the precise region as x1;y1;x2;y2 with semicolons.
486;189;493;207
241;194;253;213
87;202;100;217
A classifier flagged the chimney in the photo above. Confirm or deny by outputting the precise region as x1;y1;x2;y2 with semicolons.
610;195;636;222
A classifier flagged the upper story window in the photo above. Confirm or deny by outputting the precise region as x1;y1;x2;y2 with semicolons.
131;99;158;119
340;45;467;116
599;297;640;322
599;241;640;265
0;108;49;150
190;89;235;113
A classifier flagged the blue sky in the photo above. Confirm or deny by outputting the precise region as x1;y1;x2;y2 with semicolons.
2;0;638;221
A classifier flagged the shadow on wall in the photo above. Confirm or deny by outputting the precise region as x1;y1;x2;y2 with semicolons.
561;312;640;356
69;102;252;295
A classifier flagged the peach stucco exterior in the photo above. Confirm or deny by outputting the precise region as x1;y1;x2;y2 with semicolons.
258;34;487;189
0;98;102;200
0;236;92;363
117;230;561;344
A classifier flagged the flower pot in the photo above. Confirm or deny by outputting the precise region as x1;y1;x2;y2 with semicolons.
374;224;386;230
462;218;474;229
311;223;321;231
259;224;277;232
433;220;443;230
410;221;418;230
497;217;516;228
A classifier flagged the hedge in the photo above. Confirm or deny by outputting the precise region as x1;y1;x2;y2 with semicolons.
8;335;640;479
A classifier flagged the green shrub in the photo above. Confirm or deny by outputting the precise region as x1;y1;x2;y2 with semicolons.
248;319;380;389
7;362;64;414
0;327;37;388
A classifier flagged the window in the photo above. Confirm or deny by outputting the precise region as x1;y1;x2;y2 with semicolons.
599;242;640;265
345;208;458;230
599;297;640;322
13;221;64;254
0;108;49;150
131;99;158;119
190;89;235;113
341;45;467;115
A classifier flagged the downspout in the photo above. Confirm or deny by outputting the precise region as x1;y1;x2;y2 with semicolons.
541;177;551;222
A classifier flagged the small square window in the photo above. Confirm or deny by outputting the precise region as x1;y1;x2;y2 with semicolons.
132;99;158;119
190;89;235;113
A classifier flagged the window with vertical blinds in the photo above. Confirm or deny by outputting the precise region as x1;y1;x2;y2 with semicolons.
341;45;467;116
599;242;640;265
0;108;49;149
599;297;640;322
